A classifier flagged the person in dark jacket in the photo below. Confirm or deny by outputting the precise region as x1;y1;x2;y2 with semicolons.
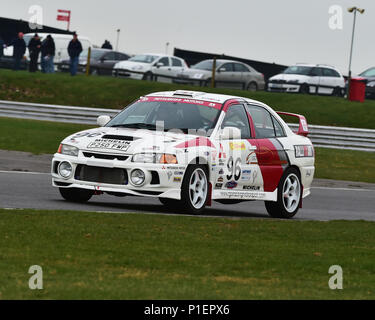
11;32;26;71
28;34;41;72
101;40;113;50
67;33;83;76
41;35;55;73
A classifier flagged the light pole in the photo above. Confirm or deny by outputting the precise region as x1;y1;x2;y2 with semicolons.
165;42;170;55
116;29;121;51
347;6;365;99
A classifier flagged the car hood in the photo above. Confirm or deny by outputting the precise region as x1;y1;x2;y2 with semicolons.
114;60;152;71
61;127;205;155
178;68;211;79
269;73;310;82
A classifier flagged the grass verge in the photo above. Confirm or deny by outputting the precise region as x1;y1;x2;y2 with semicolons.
0;209;374;299
1;69;375;129
1;117;374;183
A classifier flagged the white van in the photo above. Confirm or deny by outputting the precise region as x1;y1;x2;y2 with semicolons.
3;33;92;64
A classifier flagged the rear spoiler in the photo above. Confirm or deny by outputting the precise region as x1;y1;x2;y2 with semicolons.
276;112;309;137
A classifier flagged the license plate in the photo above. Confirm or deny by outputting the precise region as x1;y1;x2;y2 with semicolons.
270;83;283;88
87;139;131;151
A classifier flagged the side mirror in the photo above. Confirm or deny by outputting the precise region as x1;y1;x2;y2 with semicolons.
218;67;226;73
97;115;111;127
218;127;241;140
156;62;164;68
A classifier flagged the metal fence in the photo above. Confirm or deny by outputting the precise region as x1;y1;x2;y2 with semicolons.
1;100;374;152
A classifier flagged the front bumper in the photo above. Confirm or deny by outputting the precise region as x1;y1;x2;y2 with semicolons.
51;152;186;200
267;82;300;93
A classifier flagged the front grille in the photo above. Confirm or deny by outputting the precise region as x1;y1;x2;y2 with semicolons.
269;79;286;84
75;165;128;185
83;152;129;161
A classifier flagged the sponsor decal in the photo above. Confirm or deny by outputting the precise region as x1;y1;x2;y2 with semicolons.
166;166;185;170
173;176;182;182
167;171;173;180
241;170;252;181
87;139;131;151
211;150;217;161
246;152;258;164
243;185;260;191
218;169;224;175
174;171;184;175
217;177;224;183
225;181;238;189
218;159;225;166
219;191;266;200
306;169;312;177
215;183;223;189
229;142;245;150
218;143;226;159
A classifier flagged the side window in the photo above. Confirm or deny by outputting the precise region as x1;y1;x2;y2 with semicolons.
219;63;234;72
310;67;322;77
322;68;335;77
172;58;183;67
116;53;129;60
331;69;340;77
221;104;251;139
103;52;116;60
158;57;170;66
271;116;285;137
246;104;279;139
234;63;247;72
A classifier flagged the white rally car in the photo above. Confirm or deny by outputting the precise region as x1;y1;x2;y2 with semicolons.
52;90;315;218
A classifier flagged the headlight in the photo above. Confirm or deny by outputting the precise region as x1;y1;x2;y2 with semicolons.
132;153;178;164
58;161;73;179
294;145;314;158
130;169;145;186
58;144;79;157
367;81;375;87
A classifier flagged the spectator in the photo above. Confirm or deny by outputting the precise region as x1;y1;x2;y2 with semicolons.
41;35;55;73
101;40;113;50
0;36;5;59
28;33;42;72
67;33;83;76
11;32;26;71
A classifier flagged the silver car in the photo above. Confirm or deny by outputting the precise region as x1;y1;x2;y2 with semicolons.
176;59;265;91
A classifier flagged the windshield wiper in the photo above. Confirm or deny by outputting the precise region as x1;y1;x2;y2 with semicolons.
109;123;157;130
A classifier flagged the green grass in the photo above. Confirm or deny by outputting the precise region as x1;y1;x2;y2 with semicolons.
0;209;374;299
0;117;374;183
1;69;375;128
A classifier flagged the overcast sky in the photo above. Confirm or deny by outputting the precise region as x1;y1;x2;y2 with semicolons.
1;0;373;74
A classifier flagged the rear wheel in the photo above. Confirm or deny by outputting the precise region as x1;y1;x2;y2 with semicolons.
247;82;258;92
265;168;302;219
332;87;343;97
59;188;93;203
299;83;309;94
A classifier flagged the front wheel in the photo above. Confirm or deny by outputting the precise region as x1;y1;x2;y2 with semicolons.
299;84;310;94
247;82;258;92
59;188;93;203
264;168;302;219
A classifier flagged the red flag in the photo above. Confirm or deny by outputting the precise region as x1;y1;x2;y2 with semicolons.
57;9;71;30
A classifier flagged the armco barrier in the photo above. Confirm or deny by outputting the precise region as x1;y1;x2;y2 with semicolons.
1;100;374;152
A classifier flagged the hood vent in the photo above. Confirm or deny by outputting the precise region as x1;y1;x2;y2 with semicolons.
102;135;135;141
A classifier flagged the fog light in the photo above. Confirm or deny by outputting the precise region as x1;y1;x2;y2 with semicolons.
58;161;73;179
130;169;145;186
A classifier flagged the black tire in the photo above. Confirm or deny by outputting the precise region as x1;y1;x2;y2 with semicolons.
180;165;209;214
204;78;211;87
143;72;153;81
59;188;93;203
159;198;180;207
332;87;342;97
299;84;309;94
90;68;99;76
247;82;258;92
264;167;302;219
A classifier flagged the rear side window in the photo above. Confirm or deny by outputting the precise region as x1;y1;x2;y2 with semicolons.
322;68;339;77
245;104;285;138
234;63;248;72
172;58;183;67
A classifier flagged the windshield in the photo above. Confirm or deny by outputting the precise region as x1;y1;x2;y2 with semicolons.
128;55;159;64
191;60;216;71
283;66;313;75
106;100;221;134
359;68;375;77
80;49;104;60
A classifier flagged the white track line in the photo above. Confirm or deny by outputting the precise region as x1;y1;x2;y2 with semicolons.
0;170;50;175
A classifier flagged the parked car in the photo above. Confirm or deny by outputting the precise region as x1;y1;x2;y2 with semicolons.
51;90;314;218
267;64;345;96
176;59;265;91
58;48;130;75
112;53;188;81
358;67;375;99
